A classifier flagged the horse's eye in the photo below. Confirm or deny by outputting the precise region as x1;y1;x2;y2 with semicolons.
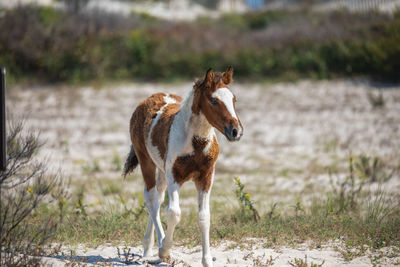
210;98;218;105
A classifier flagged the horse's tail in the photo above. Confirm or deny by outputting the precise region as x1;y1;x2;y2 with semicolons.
122;145;139;179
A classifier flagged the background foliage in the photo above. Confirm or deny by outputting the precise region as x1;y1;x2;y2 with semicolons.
0;6;399;83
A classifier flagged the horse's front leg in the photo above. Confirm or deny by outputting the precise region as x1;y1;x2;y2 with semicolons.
196;172;214;267
159;172;181;259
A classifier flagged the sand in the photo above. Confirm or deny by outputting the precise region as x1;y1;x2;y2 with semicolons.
42;239;400;266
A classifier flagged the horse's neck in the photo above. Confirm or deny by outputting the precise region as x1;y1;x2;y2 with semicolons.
178;87;213;140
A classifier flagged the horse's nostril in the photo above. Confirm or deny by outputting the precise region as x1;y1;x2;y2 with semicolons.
232;128;238;138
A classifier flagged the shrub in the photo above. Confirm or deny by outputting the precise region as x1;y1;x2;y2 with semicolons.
0;119;67;266
0;6;399;83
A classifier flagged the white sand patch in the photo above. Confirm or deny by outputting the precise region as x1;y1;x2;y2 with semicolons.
7;80;400;209
42;239;400;266
7;79;400;266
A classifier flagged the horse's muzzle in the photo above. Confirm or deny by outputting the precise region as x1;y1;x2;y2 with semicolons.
224;124;243;142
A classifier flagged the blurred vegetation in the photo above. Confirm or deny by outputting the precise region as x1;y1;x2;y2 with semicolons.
0;6;400;83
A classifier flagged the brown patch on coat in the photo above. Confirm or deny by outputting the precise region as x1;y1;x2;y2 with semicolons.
129;93;167;190
172;135;219;192
129;93;183;190
151;102;181;161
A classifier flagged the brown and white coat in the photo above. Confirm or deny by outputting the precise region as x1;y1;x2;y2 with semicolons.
123;67;243;267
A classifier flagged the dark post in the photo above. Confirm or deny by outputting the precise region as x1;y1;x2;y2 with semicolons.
1;67;6;171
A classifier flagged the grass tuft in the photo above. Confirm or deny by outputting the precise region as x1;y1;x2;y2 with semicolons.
367;90;385;108
288;255;325;267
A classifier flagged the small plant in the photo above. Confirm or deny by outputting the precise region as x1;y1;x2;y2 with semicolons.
354;154;395;183
132;202;146;220
74;186;87;216
234;177;260;222
267;202;279;219
101;183;122;196
82;159;101;174
61;137;69;154
329;153;398;215
112;151;122;171
369;254;383;267
253;254;276;266
334;246;363;262
118;194;144;219
265;255;276;266
292;197;304;217
328;153;364;213
117;246;140;264
74;187;102;216
322;136;338;153
367;90;385;108
288;255;324;267
365;190;394;226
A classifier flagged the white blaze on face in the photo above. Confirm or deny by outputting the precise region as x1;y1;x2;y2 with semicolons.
211;87;237;120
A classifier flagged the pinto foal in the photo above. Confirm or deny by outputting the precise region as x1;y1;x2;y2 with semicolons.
123;67;243;266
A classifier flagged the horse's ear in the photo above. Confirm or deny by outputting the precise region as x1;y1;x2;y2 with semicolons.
204;68;215;88
223;66;233;85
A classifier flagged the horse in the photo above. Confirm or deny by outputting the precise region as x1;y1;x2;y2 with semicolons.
123;67;243;267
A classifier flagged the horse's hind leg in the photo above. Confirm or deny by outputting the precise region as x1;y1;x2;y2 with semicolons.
143;169;167;257
143;216;154;258
156;168;167;206
140;157;165;256
159;170;181;259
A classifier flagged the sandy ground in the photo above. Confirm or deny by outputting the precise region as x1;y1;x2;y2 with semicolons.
8;79;400;208
43;239;400;266
7;79;400;266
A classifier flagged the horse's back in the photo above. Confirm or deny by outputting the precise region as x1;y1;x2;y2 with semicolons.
130;92;182;169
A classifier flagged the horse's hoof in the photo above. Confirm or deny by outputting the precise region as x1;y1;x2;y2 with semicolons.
202;256;213;267
143;250;152;258
144;257;163;264
158;247;170;259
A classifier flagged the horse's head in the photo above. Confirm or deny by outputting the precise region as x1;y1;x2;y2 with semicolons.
193;67;243;142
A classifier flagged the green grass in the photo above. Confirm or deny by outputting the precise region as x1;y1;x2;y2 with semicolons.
81;159;101;174
101;184;123;196
22;153;400;256
47;190;400;253
47;167;400;252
